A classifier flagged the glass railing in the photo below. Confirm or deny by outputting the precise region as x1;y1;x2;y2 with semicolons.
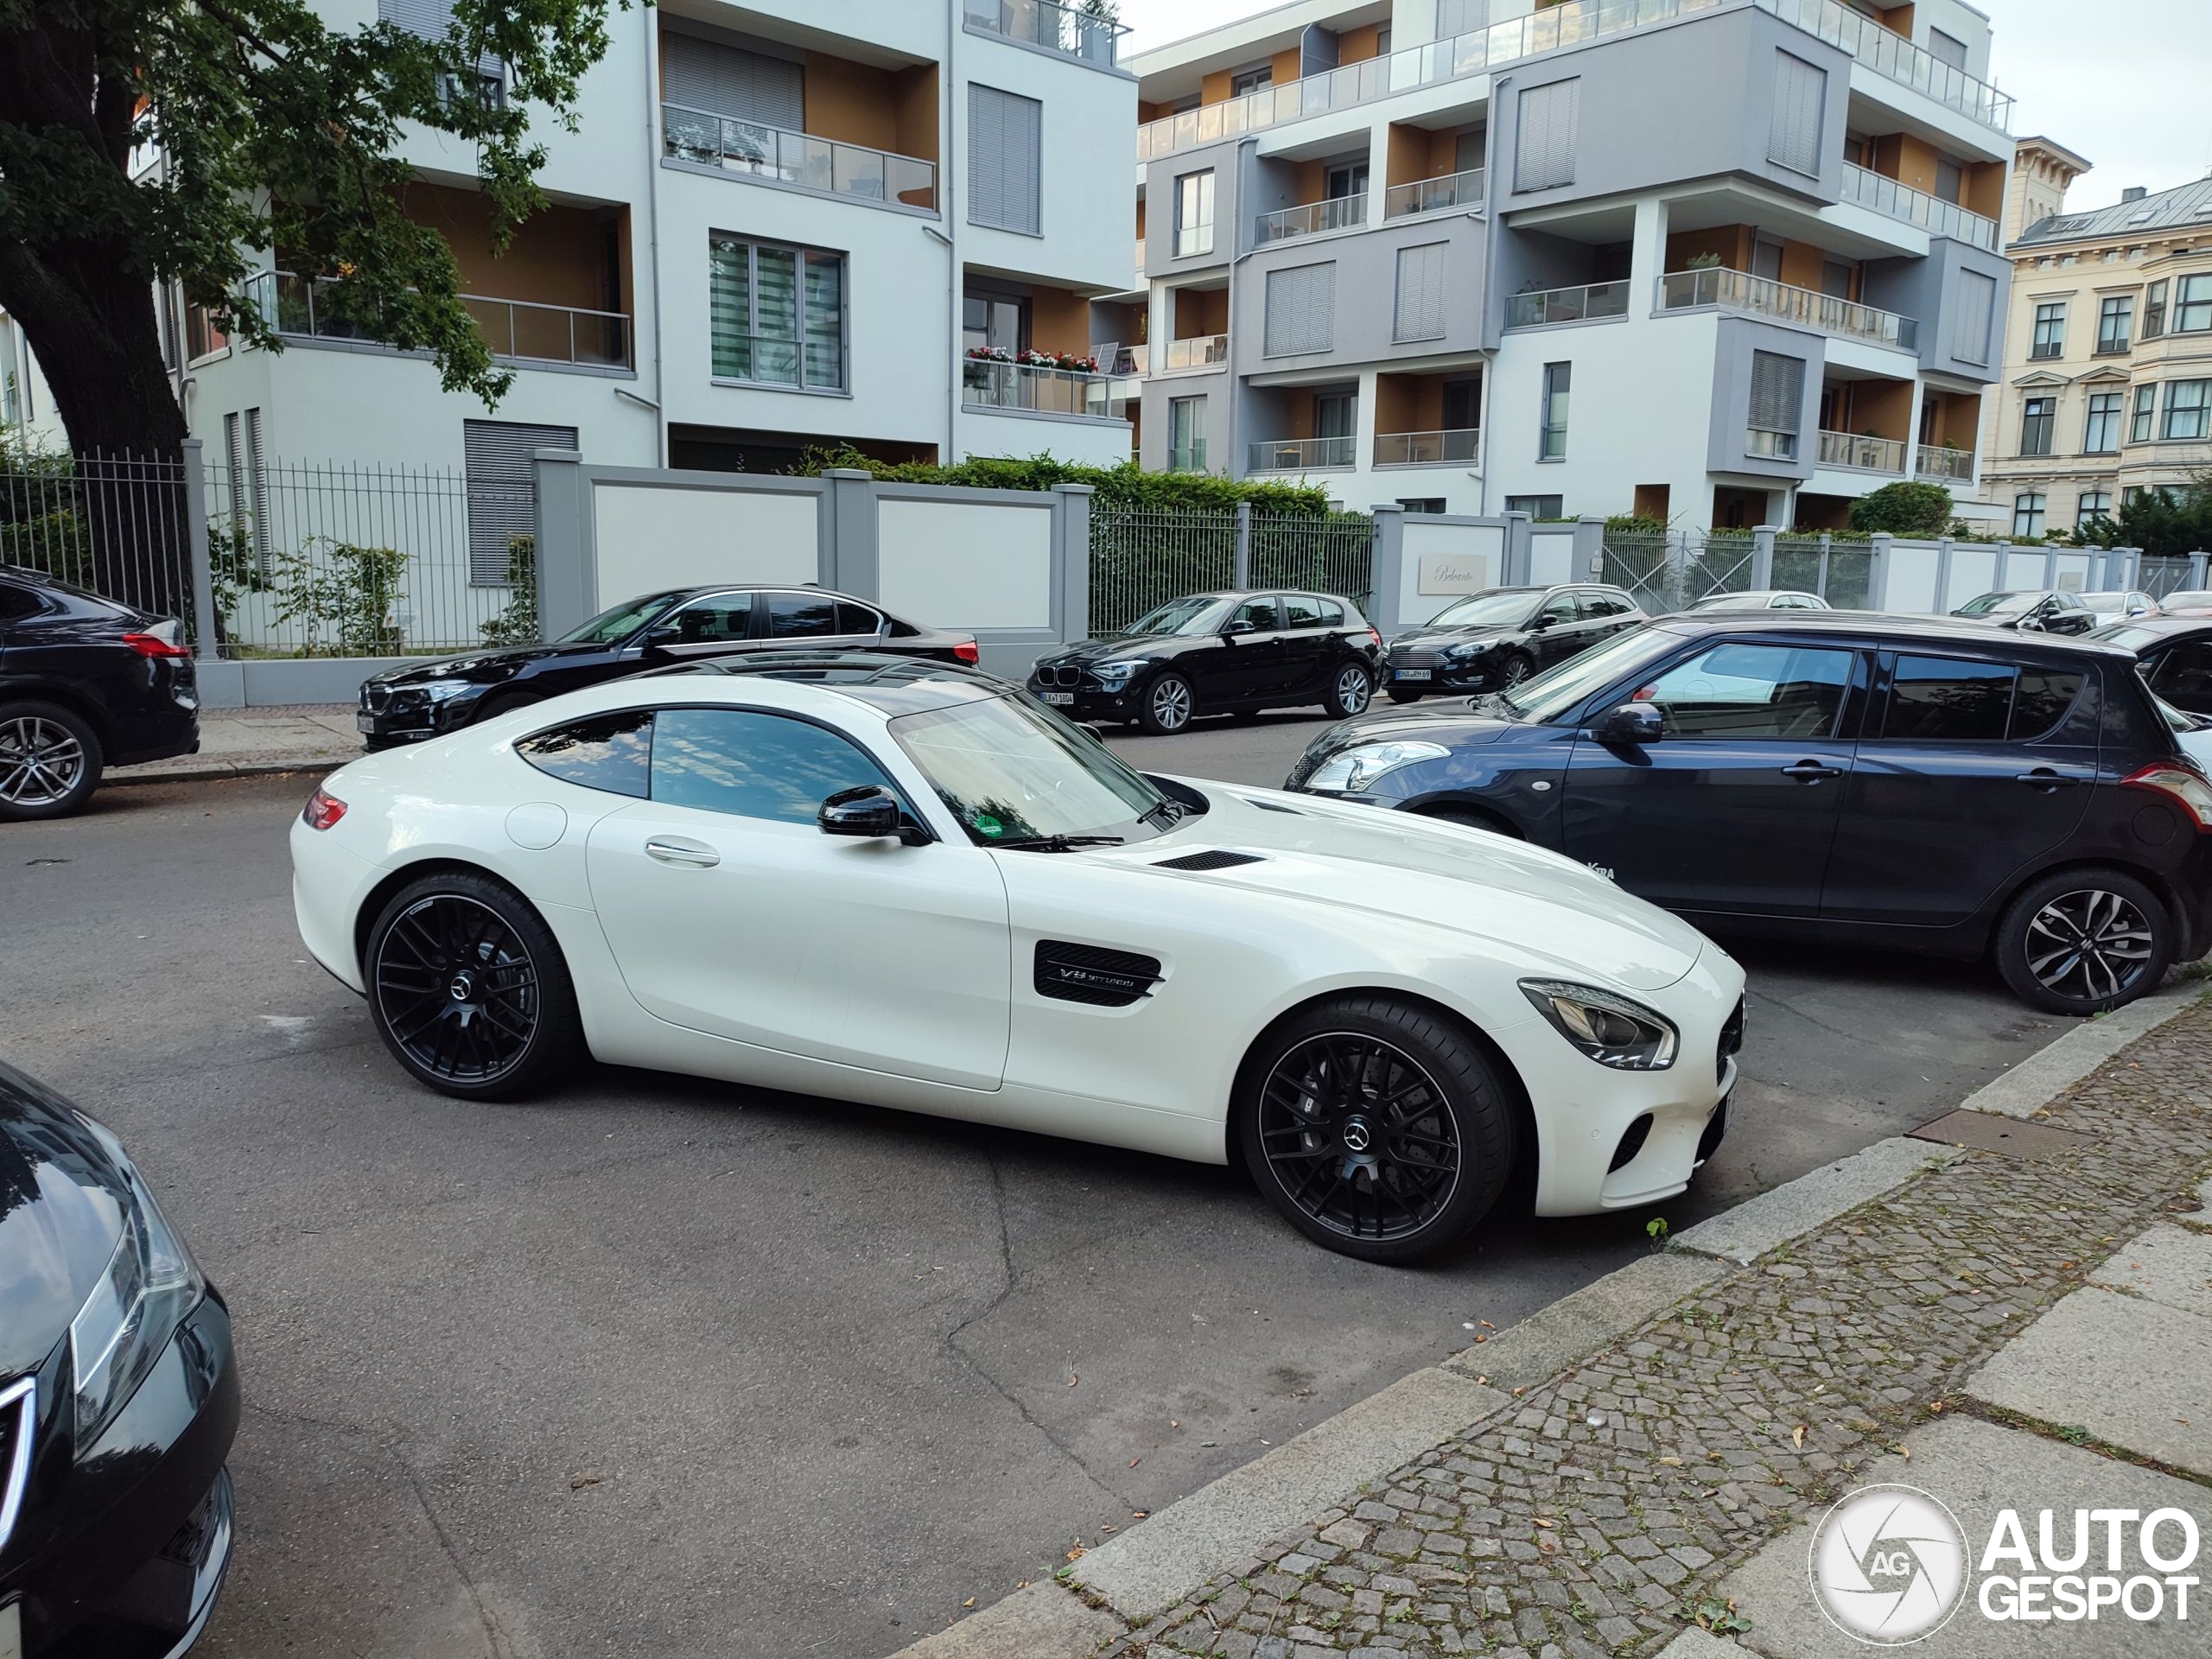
1817;429;1906;472
1135;0;2009;165
1249;435;1357;471
1659;267;1919;351
1840;163;1998;251
966;0;1126;67
662;105;937;211
1375;429;1480;466
1256;196;1366;245
1506;281;1630;327
963;359;1128;419
1916;442;1975;480
250;271;632;369
1385;168;1485;219
1161;334;1229;372
1168;442;1209;472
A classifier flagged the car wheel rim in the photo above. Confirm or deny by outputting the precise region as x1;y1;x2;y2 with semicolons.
1502;658;1531;687
0;717;86;806
1152;680;1191;730
2024;889;2154;1003
374;894;541;1083
1256;1033;1461;1241
1337;667;1370;712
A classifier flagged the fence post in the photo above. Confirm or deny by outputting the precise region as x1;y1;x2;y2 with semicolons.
1233;499;1252;589
1664;529;1693;612
821;468;876;596
1932;537;1954;613
1051;483;1093;645
1751;524;1777;589
1502;511;1532;586
181;437;221;663
1866;532;1893;610
2192;550;2210;590
1816;533;1833;601
1573;516;1606;581
531;448;591;641
1367;503;1407;636
2042;543;2059;591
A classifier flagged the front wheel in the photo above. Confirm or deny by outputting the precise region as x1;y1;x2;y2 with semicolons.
1324;662;1374;719
1385;688;1425;705
1237;996;1515;1263
1138;672;1195;734
0;701;104;822
1993;867;2171;1014
1498;652;1535;690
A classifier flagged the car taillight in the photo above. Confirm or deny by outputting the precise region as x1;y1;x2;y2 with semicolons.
954;640;980;664
1367;627;1382;652
122;631;192;659
302;786;347;831
2125;762;2212;831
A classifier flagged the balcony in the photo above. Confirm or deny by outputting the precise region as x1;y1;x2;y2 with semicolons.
1160;334;1229;372
252;271;632;370
1385;168;1484;219
963;355;1128;420
1916;442;1974;481
1817;430;1905;473
965;0;1126;67
1375;429;1479;467
662;105;937;212
1840;163;1997;252
1764;0;2012;131
1659;267;1919;351
1249;435;1356;472
1505;281;1629;328
1168;441;1209;473
1256;197;1366;245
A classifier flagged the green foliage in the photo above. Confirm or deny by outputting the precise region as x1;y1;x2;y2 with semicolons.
480;534;540;645
1605;514;1668;535
268;537;409;656
790;446;1342;517
1847;481;1955;537
2088;473;2212;558
1682;1594;1753;1635
1784;526;1872;540
1645;1216;1669;1243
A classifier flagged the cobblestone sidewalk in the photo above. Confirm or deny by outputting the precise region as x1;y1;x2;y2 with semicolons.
1088;996;2212;1659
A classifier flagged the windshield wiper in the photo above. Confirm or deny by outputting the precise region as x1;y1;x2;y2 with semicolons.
1141;798;1185;829
991;834;1127;853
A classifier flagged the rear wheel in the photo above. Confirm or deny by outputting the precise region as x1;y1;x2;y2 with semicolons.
1139;672;1195;734
0;702;103;822
1324;661;1374;719
1993;867;2171;1014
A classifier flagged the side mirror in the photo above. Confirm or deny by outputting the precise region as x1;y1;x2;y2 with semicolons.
818;785;921;843
1590;701;1663;746
1223;619;1256;637
640;622;681;648
1530;613;1556;631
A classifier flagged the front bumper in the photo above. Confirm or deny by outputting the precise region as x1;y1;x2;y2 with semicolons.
1023;677;1137;721
355;687;483;748
1384;655;1497;693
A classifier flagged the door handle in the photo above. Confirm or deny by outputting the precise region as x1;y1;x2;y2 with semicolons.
2015;768;2082;791
1780;760;1843;782
645;837;720;868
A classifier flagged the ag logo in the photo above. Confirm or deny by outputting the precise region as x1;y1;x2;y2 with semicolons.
1808;1484;1971;1645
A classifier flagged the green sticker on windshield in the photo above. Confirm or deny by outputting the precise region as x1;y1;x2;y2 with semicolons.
975;813;1004;838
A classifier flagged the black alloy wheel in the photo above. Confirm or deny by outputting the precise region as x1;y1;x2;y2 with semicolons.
1325;662;1374;718
1994;867;2171;1015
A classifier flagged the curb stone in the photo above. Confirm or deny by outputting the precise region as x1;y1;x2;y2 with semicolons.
107;754;350;788
1954;979;2203;1120
887;1582;1122;1659
1662;1136;1962;1268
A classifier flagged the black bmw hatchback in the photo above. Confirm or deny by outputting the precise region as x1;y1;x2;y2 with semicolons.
0;1061;237;1656
1380;584;1645;703
1288;613;2212;1014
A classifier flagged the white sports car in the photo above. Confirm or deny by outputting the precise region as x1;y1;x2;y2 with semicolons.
290;655;1745;1262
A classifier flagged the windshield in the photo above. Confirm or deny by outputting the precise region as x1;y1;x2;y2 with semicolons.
1125;595;1233;638
1955;592;2037;618
560;592;684;645
1688;593;1766;611
1499;626;1676;723
2091;624;2164;651
1426;591;1540;629
2079;594;2130;608
890;694;1168;846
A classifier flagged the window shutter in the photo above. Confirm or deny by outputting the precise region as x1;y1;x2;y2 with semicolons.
464;420;576;587
379;0;499;71
1748;352;1804;435
1951;270;1997;364
969;85;1042;234
1264;264;1336;356
1766;51;1826;176
1514;79;1579;194
661;32;804;129
1393;244;1447;342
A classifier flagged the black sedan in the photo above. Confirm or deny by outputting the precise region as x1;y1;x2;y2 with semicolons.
1381;584;1644;702
1287;612;2212;1014
2090;616;2212;715
0;566;200;821
0;1061;238;1656
1949;589;2096;635
357;584;978;748
1027;591;1382;734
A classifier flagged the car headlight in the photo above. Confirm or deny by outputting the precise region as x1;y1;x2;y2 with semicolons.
1519;980;1679;1071
1304;741;1448;793
1090;661;1140;690
386;678;481;711
67;1122;206;1449
1440;641;1489;661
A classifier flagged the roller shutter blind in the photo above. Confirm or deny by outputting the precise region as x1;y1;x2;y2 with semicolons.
661;31;804;128
1767;51;1827;176
464;420;575;587
1393;244;1447;342
1264;263;1335;357
1748;352;1804;436
378;0;499;71
1950;270;1997;365
1514;79;1580;194
969;85;1043;234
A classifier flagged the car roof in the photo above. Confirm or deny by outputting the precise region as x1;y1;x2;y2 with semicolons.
1176;588;1362;602
1654;610;2139;658
2097;615;2212;636
648;650;1012;714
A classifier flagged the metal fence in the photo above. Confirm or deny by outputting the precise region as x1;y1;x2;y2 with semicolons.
2139;556;2204;601
1605;529;1880;613
1772;535;1878;608
1;451;195;623
1251;513;1375;613
1088;506;1236;634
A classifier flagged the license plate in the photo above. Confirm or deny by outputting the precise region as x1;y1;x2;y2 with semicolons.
1395;669;1432;682
355;712;377;732
1039;691;1075;706
2;1601;20;1659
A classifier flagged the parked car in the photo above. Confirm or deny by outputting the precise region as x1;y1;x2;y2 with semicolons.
293;652;1743;1263
0;1059;238;1656
2076;589;2157;626
1681;589;1830;613
2155;590;2212;617
2087;617;2212;715
1286;613;2212;1015
0;565;200;822
1948;589;2097;635
1381;585;1645;703
1026;591;1382;734
354;585;978;749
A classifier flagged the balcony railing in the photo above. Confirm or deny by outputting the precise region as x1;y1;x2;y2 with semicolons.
1659;267;1919;351
662;105;937;211
965;0;1126;67
1160;334;1229;372
1385;168;1485;219
1840;163;1998;252
1916;442;1975;480
1817;429;1906;473
1135;237;1146;276
963;358;1128;421
1249;435;1356;472
1256;196;1366;245
1135;0;2011;164
249;271;632;370
1506;281;1630;328
1169;442;1209;473
1375;429;1480;467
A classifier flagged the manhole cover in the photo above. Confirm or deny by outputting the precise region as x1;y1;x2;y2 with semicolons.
1908;1109;2100;1162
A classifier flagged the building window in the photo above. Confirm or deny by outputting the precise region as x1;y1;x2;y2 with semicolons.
2012;493;2047;538
2030;302;2065;359
708;233;846;391
464;419;575;585
2076;490;2113;527
2097;295;2134;353
968;84;1043;236
1230;64;1272;96
1397;497;1446;514
1747;350;1804;458
2133;383;2158;442
1539;361;1571;461
1392;243;1447;342
2176;273;2212;334
1514;78;1580;193
1262;263;1335;357
2083;391;2123;453
1766;50;1827;177
1934;158;1963;205
1435;0;1484;38
963;290;1027;355
1173;170;1214;258
2164;378;2211;441
2018;396;2055;456
1166;397;1205;471
2144;280;2168;339
1505;493;1564;518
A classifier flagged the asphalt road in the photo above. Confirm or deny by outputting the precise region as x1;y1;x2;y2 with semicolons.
0;724;2068;1659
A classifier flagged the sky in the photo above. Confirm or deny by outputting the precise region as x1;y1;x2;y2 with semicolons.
1116;0;2212;213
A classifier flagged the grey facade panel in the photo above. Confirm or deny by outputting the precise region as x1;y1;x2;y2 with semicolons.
1144;137;1242;275
1394;243;1448;343
1233;215;1488;378
969;84;1043;234
1860;236;2012;382
1705;319;1822;480
1264;264;1336;357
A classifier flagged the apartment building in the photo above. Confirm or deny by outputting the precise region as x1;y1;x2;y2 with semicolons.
1127;0;2013;529
1;308;66;450
1980;144;2212;540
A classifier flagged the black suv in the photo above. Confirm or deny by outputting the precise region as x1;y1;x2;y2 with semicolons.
1382;584;1644;702
1288;613;2212;1014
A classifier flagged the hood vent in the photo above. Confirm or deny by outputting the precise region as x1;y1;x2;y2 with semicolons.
1244;797;1304;815
1154;849;1266;872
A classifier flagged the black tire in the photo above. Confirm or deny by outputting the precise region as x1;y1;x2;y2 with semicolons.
470;689;543;728
1497;652;1535;690
1385;688;1425;705
1993;867;2171;1015
1236;995;1515;1264
365;870;582;1100
1420;803;1521;839
0;700;104;823
1323;660;1374;719
1138;671;1196;735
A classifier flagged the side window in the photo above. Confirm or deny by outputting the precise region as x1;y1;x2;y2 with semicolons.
651;594;754;646
1882;656;2014;741
1281;594;1323;629
1538;592;1578;626
1636;644;1854;739
2146;642;2212;703
1578;591;1629;620
834;601;885;636
1315;599;1347;628
650;708;895;823
1231;596;1281;632
766;591;840;639
0;582;44;622
515;709;654;798
2012;669;2085;739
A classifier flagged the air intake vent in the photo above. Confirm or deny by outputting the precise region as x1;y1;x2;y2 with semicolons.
1246;797;1304;815
1034;942;1162;1007
1154;849;1266;872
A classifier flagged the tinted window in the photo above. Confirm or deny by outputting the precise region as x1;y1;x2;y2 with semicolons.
2146;642;2212;705
834;601;884;635
1883;656;2014;741
1537;593;1578;626
650;707;893;823
1577;591;1630;620
559;592;683;645
1232;597;1280;632
0;582;43;622
1636;644;1854;739
2012;669;2085;739
1314;599;1346;627
766;592;840;639
652;594;754;646
515;709;653;797
1281;595;1323;629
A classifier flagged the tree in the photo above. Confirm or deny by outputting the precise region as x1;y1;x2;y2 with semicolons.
2094;474;2212;559
1847;480;1953;538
